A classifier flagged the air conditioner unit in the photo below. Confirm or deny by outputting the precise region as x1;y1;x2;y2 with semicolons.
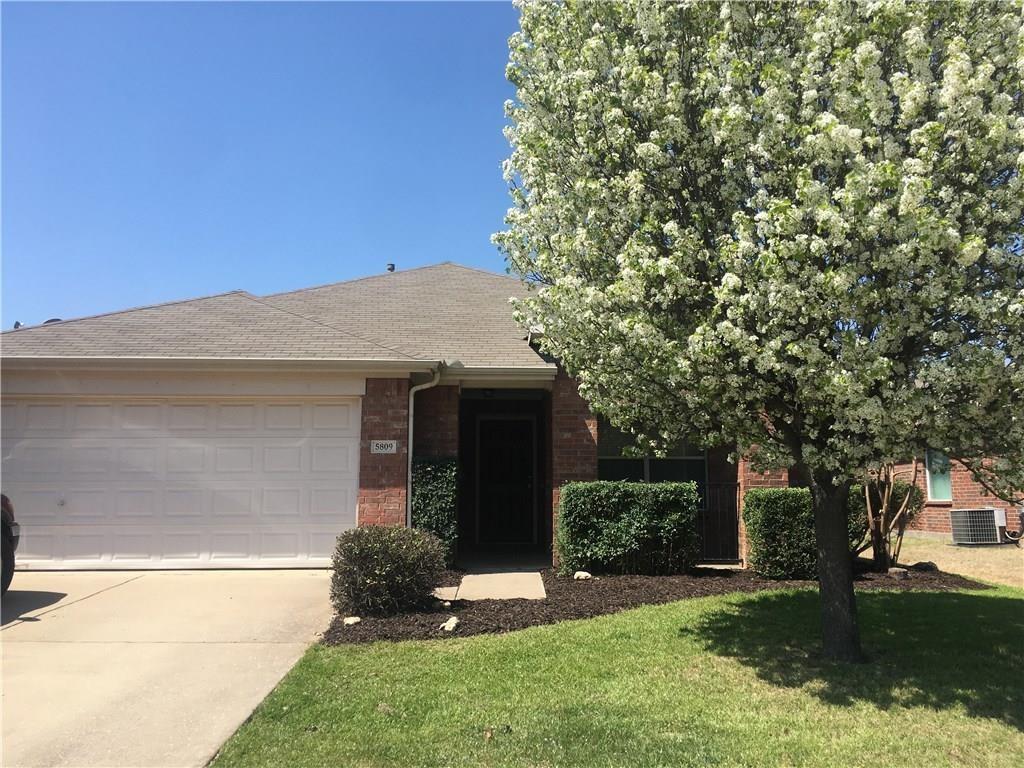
949;508;1006;545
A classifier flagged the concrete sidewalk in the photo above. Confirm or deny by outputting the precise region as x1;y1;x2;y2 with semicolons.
2;569;331;768
434;570;546;601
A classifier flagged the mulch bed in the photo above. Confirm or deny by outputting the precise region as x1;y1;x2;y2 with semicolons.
321;564;985;646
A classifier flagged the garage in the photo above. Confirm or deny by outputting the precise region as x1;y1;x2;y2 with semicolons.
1;397;361;568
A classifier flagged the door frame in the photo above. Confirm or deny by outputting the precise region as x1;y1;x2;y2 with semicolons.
474;413;538;545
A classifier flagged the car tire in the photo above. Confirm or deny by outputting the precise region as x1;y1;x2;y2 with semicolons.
1;535;13;596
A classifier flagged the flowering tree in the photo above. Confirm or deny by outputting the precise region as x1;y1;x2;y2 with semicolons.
495;0;1024;661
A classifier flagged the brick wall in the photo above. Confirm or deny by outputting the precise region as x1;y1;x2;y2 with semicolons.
903;460;1021;535
736;459;790;562
413;385;459;458
550;370;598;532
357;378;409;526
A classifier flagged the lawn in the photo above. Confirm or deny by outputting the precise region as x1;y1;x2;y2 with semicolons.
211;585;1024;768
899;534;1023;588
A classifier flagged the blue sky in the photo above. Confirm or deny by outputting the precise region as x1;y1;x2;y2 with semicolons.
1;1;519;329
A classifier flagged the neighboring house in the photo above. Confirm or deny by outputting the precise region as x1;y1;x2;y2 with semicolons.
904;452;1021;535
0;263;776;570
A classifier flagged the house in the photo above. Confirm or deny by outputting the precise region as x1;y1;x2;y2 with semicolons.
902;453;1021;536
0;262;839;570
7;261;1010;571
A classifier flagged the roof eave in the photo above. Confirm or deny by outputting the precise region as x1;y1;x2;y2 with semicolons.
0;356;440;375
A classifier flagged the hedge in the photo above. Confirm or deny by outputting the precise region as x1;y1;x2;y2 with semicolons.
411;458;458;565
742;487;867;580
556;481;701;576
330;526;444;616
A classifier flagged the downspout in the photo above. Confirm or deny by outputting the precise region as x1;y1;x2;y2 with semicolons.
407;363;443;527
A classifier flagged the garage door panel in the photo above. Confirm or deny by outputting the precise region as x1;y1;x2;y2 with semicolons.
312;403;357;433
2;397;361;568
163;531;203;560
72;403;116;431
265;404;304;430
216;404;258;430
115;489;159;518
120;403;165;430
168;404;209;431
65;489;111;520
214;445;256;473
167;446;207;474
18;530;57;560
69;444;113;476
165;488;206;517
23;403;66;432
10;442;64;476
311;443;357;474
263;488;302;517
111;532;158;561
119;445;161;475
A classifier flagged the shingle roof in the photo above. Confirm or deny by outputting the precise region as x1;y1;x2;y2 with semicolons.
262;263;551;369
1;263;553;371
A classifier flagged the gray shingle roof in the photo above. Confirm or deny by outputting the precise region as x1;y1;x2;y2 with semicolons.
1;263;553;371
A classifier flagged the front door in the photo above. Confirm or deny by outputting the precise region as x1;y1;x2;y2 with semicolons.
476;416;536;544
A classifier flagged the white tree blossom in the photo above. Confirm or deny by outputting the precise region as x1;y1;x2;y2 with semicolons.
495;0;1024;661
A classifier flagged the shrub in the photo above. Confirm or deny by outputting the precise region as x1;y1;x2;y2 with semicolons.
847;479;924;541
330;526;444;616
743;488;866;580
411;458;459;565
556;481;701;575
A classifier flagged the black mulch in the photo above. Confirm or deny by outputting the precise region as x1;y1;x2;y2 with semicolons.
321;564;986;646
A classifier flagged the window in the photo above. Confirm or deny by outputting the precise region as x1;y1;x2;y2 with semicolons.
925;450;952;502
597;418;707;499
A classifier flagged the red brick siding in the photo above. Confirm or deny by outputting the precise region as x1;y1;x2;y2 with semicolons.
736;459;790;563
413;385;459;458
550;370;598;533
357;378;409;527
903;460;1021;535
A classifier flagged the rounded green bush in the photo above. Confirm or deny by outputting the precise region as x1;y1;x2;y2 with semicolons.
330;526;444;616
743;487;867;580
557;480;701;575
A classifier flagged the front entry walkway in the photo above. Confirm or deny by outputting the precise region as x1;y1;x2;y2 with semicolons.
435;569;546;601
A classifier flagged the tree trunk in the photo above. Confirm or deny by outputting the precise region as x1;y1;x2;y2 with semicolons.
871;525;890;571
809;474;864;662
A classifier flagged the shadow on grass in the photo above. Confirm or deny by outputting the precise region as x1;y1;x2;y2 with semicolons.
684;589;1024;730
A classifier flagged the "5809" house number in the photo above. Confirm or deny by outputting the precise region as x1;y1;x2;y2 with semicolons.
370;439;398;454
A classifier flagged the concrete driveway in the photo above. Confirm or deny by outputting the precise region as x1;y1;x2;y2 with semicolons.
2;569;331;768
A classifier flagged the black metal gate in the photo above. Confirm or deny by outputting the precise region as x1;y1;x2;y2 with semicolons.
700;483;740;561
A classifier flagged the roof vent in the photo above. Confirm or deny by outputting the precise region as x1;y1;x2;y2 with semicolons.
43;318;63;324
13;321;22;329
386;263;395;273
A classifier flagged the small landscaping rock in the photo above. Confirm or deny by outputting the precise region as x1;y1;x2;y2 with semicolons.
440;616;460;632
911;561;938;572
343;616;362;626
887;567;909;580
573;571;592;580
442;601;452;607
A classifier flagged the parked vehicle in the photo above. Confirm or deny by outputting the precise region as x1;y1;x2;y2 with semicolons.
2;493;20;595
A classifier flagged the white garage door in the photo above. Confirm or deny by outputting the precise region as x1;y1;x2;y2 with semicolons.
0;398;360;569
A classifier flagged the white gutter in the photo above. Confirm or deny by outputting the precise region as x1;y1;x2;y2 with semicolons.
406;363;444;527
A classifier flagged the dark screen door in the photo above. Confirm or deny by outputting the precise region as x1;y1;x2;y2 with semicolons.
477;417;535;543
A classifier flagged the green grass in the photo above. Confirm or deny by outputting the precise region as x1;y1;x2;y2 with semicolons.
212;585;1024;768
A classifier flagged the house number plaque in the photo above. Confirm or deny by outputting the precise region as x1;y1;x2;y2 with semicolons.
370;439;398;454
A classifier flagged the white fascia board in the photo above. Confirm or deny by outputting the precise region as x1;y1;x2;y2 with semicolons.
0;356;440;375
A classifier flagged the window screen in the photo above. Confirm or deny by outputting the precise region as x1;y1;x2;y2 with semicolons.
926;450;952;502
